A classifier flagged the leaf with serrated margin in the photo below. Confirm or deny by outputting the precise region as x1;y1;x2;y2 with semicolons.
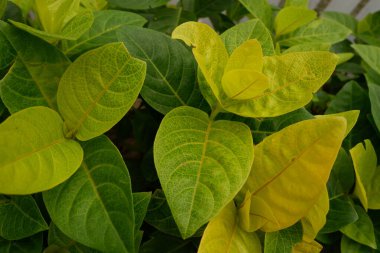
0;106;83;194
0;233;43;253
239;117;346;232
62;10;146;56
43;135;135;253
117;26;206;114
154;106;254;239
0;195;48;240
0;22;70;113
57;42;146;141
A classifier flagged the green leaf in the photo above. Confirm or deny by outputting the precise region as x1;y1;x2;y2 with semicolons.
62;10;147;56
198;202;262;253
43;135;135;253
0;195;47;240
221;19;275;56
340;205;377;249
278;19;351;47
80;0;107;10
108;0;169;10
238;0;272;28
10;10;94;42
292;240;323;253
181;0;233;18
321;11;357;32
341;235;377;253
118;26;206;114
0;106;83;194
321;196;358;233
140;232;195;253
47;223;100;253
0;0;6;19
154;106;254;238
264;222;303;253
0;233;43;253
283;43;331;53
366;75;380;132
352;44;380;75
222;51;338;117
57;42;146;141
0;31;15;70
133;192;151;253
285;0;308;8
275;7;316;37
239;117;346;232
316;110;359;138
0;22;71;113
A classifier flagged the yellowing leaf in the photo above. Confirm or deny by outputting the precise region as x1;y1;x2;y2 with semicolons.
0;106;83;194
317;110;360;137
198;202;261;253
275;7;317;37
222;51;338;117
301;188;329;242
293;240;323;253
222;70;269;100
225;39;263;73
172;22;228;102
239;117;346;232
337;53;354;65
350;140;379;210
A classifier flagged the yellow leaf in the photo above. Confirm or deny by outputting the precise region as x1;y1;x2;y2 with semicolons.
350;140;379;210
317;110;360;137
337;53;354;65
172;22;228;102
301;188;329;242
293;240;323;253
275;7;317;37
239;117;346;232
198;202;261;253
222;70;270;100
225;39;263;73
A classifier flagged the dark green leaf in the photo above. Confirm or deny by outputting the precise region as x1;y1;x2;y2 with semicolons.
264;222;303;253
0;233;43;253
0;31;15;70
140;232;196;253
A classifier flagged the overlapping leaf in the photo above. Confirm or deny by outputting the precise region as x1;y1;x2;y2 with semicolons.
0;233;43;253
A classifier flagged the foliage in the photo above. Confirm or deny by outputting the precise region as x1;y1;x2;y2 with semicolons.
0;0;379;252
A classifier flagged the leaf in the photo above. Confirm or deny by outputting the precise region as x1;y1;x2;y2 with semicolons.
0;0;6;19
337;53;354;65
0;22;70;113
140;232;195;253
239;117;346;232
341;235;377;253
57;42;146;141
352;44;380;75
264;222;303;253
225;39;263;72
47;223;100;253
278;19;351;47
118;26;206;114
340;205;377;249
133;192;152;253
366;75;380;132
198;201;261;253
285;0;308;8
10;10;94;42
321;11;357;32
172;21;229;104
43;135;135;253
350;140;380;210
284;43;331;53
62;10;147;56
222;51;338;118
0;233;43;253
221;19;275;56
301;188;329;242
292;240;323;253
316;110;360;137
0;31;15;70
108;0;169;10
0;106;83;194
181;0;234;18
275;7;316;37
238;0;272;28
321;196;358;233
153;106;254;238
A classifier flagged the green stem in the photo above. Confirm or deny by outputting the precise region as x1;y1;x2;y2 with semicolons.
210;103;223;121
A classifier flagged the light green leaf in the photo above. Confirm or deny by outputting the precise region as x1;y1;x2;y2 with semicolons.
341;235;376;253
108;0;169;10
0;22;71;113
225;39;263;72
275;7;316;37
238;0;272;28
283;43;331;53
366;75;380;132
292;240;323;253
321;11;357;32
154;106;254;238
352;44;380;75
0;195;47;240
0;233;43;253
265;222;303;253
62;10;147;56
0;106;83;194
10;10;94;42
221;19;275;56
340;205;377;249
0;0;6;19
285;0;308;8
57;42;146;141
118;26;206;114
222;51;338;117
80;0;107;10
239;117;346;232
43;135;135;253
198;202;261;253
350;140;379;210
337;53;354;65
278;19;351;47
172;22;228;104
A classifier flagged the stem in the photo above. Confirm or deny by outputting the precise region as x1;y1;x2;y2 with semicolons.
210;103;222;121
